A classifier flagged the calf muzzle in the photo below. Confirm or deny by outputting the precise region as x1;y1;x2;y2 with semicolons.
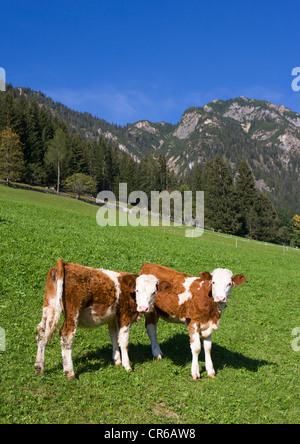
215;296;227;303
137;306;150;313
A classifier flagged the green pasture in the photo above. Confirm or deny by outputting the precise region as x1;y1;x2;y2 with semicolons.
0;185;299;424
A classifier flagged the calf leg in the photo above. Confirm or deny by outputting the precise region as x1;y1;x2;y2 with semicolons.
145;312;163;360
60;316;78;380
35;314;49;376
189;323;201;380
118;324;132;372
108;321;121;366
203;335;215;378
35;302;56;375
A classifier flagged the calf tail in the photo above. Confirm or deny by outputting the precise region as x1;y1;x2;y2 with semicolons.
49;258;65;340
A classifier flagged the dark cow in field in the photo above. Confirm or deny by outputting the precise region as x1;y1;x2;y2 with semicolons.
35;259;159;379
139;263;246;380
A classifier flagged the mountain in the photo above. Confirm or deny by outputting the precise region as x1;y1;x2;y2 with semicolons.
104;97;300;212
10;87;300;212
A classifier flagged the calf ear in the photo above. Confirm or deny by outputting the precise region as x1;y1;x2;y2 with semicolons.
232;274;247;287
199;271;212;281
122;274;138;293
158;280;173;292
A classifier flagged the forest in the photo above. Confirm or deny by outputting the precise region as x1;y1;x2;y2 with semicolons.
0;86;299;247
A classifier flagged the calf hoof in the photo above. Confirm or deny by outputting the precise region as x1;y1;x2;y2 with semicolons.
192;374;200;381
67;374;76;380
35;366;44;376
64;371;76;380
156;354;163;360
208;373;216;379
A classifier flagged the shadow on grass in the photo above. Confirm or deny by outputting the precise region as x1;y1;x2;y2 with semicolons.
70;333;274;378
0;216;10;224
160;333;275;374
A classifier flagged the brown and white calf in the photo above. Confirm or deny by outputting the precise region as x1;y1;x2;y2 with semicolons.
35;259;159;379
139;263;246;380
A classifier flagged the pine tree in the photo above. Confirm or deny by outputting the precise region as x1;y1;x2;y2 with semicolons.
192;164;203;194
13;93;28;147
167;169;178;191
102;143;119;192
68;134;88;175
138;155;158;203
123;155;138;195
235;161;258;235
203;157;236;233
156;154;168;191
3;91;16;129
0;127;25;185
247;192;280;242
25;100;43;166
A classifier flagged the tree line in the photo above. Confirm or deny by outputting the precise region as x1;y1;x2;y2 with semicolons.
0;88;299;247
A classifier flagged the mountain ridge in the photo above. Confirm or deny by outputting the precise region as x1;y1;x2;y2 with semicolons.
9;86;300;212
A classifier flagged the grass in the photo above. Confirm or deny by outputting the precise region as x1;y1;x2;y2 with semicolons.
0;185;299;424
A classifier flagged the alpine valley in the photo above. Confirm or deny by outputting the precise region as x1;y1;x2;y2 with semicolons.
2;87;300;213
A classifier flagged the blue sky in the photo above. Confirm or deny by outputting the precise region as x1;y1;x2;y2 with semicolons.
1;0;299;125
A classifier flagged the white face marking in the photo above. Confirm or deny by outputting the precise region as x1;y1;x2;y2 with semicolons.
178;277;198;305
99;269;121;301
135;274;159;313
211;268;233;303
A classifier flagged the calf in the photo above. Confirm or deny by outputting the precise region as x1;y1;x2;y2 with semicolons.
35;259;159;379
139;263;246;380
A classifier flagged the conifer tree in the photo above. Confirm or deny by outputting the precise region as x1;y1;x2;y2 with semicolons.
192;164;203;194
68;134;88;175
123;155;138;195
25;100;43;166
13;93;28;146
0;127;25;185
235;161;258;234
137;155;158;207
203;157;236;233
156;154;168;191
247;192;280;242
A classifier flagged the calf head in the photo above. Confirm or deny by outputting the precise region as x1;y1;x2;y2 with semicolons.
123;274;159;313
199;268;246;304
135;274;159;313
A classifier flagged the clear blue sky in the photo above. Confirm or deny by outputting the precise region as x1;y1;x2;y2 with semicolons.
1;0;299;125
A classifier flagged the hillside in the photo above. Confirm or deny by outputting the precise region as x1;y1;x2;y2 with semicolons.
0;185;299;423
3;86;300;212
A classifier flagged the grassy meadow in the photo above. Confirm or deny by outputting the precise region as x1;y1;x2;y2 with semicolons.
0;185;299;424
